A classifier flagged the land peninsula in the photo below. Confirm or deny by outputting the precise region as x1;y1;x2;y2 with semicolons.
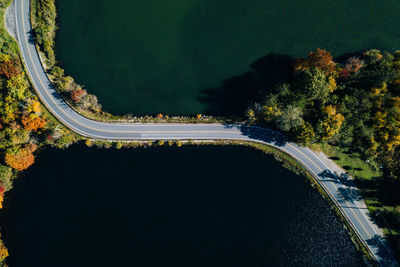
0;0;400;265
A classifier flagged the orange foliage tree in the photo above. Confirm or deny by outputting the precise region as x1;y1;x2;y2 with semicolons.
294;48;336;75
5;147;35;171
21;115;46;131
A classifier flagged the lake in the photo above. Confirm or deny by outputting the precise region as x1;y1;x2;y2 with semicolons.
55;0;400;115
1;145;365;266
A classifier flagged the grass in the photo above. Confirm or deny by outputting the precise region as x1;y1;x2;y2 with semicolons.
0;1;19;57
309;143;381;180
310;142;400;261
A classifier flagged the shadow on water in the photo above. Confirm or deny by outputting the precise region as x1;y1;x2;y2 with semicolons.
198;53;293;116
197;50;373;117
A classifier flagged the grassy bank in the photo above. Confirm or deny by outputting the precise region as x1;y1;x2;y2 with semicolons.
310;143;381;180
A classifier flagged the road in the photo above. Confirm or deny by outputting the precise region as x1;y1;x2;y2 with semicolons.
11;0;399;264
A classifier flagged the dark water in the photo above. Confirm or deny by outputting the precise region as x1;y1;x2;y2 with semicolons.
1;145;365;266
55;0;400;115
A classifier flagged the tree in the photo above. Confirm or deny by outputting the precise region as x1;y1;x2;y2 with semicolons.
5;147;35;171
21;115;46;131
318;111;345;140
245;108;256;124
0;55;21;78
345;57;364;73
70;89;87;101
0;235;8;261
276;105;304;132
77;94;101;111
298;69;331;101
294;48;336;75
293;122;316;144
31;100;42;113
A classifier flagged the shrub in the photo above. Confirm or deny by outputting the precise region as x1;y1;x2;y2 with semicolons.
71;89;87;102
345;57;364;73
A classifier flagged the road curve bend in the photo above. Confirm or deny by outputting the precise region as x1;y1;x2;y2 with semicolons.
12;0;398;265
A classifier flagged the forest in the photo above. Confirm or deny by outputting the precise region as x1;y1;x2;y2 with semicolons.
246;48;400;249
249;49;400;165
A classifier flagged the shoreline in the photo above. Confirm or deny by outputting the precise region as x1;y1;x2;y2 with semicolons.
0;0;396;265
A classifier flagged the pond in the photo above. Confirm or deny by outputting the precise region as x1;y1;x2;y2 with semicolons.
55;0;400;115
1;145;365;266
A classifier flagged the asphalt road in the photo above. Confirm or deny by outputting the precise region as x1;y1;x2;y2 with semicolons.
12;0;399;265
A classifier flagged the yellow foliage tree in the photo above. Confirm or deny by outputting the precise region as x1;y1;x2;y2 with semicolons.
293;122;315;144
320;108;345;140
324;105;337;116
0;234;8;261
262;104;281;122
370;82;388;97
31;100;41;113
327;75;337;92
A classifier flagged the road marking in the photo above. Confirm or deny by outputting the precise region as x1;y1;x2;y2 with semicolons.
16;0;393;263
286;143;373;239
20;0;248;136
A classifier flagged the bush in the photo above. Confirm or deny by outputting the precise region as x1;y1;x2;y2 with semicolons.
31;0;57;67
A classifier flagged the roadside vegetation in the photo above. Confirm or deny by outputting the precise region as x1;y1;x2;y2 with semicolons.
5;0;398;263
246;48;400;254
0;1;79;265
30;0;223;123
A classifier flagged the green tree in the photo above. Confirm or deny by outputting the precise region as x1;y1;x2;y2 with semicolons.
297;69;330;101
276;105;304;132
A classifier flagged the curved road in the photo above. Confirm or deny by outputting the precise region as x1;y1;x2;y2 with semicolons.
12;0;398;265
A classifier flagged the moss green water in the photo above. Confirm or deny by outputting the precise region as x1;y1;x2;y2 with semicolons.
55;0;400;115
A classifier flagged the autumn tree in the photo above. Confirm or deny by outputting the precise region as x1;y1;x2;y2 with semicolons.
70;88;87;102
345;57;364;73
21;115;46;131
293;122;316;144
317;105;345;140
294;48;336;75
0;55;21;78
0;235;8;261
30;100;42;113
5;146;35;171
